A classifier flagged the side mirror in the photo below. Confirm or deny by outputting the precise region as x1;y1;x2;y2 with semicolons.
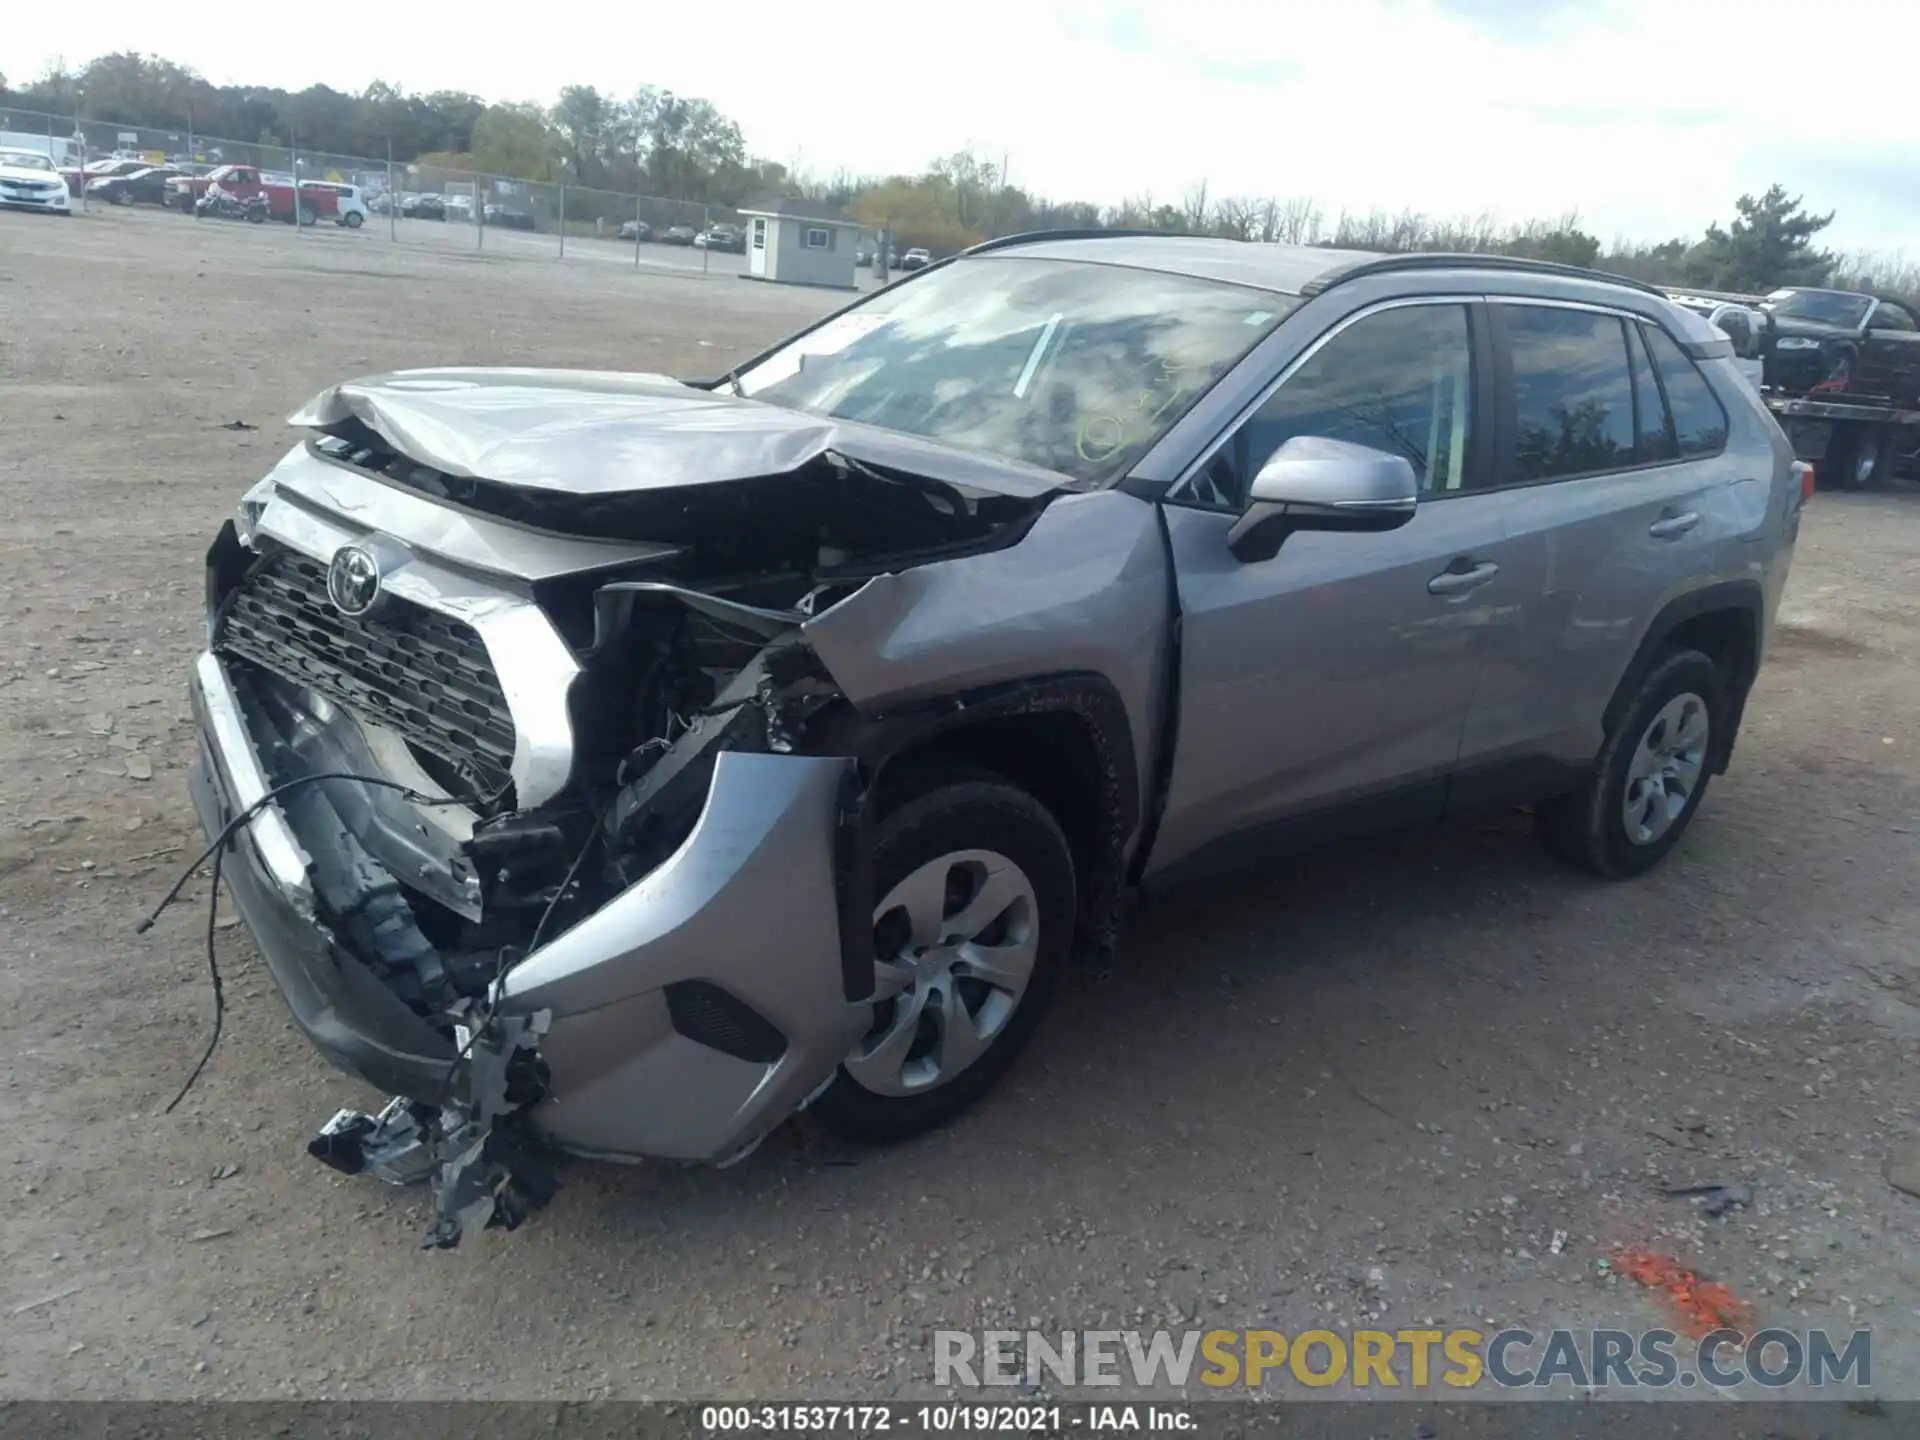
1226;437;1419;563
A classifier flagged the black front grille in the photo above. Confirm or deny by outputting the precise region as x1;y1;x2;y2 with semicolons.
218;550;517;802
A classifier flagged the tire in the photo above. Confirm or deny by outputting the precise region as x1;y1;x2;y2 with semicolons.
1824;423;1898;491
111;188;133;207
342;210;363;229
246;206;266;225
1538;648;1725;879
297;205;316;227
807;776;1076;1144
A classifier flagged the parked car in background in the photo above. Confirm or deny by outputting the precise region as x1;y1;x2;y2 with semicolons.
444;193;475;223
184;237;1798;1246
662;224;697;245
694;223;744;253
900;247;932;271
857;244;898;267
303;181;370;228
167;164;338;224
400;193;446;220
618;218;652;242
484;203;537;231
87;164;184;207
0;148;72;214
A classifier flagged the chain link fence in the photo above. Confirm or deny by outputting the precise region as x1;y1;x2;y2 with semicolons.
1;106;759;268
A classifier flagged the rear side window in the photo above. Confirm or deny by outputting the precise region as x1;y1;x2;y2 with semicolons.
1871;303;1917;332
1626;323;1676;463
1641;324;1729;458
1502;306;1635;481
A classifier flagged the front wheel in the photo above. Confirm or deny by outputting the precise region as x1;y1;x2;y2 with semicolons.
808;777;1075;1144
341;210;363;229
1538;649;1725;878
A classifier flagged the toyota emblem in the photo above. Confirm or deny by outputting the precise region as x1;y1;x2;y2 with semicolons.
326;545;382;616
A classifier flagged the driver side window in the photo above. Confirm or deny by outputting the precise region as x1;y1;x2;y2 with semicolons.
1193;303;1476;507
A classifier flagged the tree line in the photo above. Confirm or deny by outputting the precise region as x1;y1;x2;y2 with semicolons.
4;52;1909;298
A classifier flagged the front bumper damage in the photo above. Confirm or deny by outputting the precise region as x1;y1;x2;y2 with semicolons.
188;647;868;1246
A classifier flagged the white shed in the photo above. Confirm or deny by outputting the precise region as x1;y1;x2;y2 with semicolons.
739;199;862;290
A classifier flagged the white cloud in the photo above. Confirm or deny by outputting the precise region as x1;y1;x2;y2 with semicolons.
10;0;1917;250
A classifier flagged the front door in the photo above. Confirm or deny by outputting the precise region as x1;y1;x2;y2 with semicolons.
1146;300;1525;876
749;217;769;277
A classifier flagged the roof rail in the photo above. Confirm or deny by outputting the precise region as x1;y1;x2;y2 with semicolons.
960;227;1166;257
1301;251;1669;300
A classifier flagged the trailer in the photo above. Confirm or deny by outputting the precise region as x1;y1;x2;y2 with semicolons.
1665;284;1920;490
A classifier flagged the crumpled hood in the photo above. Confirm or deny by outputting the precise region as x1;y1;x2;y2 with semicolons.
290;366;1066;500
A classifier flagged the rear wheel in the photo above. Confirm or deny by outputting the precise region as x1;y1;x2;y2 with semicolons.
808;776;1075;1144
111;187;134;207
342;210;364;229
1538;648;1725;878
1825;424;1893;491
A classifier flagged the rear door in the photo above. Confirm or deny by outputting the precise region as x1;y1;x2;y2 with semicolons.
1147;298;1526;874
1461;301;1737;787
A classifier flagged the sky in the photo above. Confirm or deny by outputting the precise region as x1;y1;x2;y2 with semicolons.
10;0;1919;253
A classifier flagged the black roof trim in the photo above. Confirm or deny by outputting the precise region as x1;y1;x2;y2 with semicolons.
1301;252;1668;299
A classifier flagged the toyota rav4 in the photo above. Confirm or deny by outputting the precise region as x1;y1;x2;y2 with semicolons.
183;233;1802;1243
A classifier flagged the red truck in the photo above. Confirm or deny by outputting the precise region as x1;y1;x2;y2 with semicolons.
167;164;339;225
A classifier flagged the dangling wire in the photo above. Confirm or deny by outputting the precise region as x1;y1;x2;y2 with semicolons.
140;770;506;1113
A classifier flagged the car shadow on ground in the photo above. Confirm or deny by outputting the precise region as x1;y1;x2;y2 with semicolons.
556;806;1630;1236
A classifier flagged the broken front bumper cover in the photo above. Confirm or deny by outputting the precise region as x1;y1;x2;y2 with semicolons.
188;650;871;1236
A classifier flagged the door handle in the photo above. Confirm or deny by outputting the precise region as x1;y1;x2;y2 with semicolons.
1427;560;1499;596
1649;510;1701;539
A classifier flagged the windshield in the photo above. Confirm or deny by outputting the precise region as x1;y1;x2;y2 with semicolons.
0;151;55;172
736;256;1295;483
1765;289;1873;327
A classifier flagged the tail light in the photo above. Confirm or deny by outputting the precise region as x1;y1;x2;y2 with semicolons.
1793;460;1815;505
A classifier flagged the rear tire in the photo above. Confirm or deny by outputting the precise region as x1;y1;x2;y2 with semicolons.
1538;649;1725;879
342;210;363;229
808;776;1075;1144
1825;424;1890;491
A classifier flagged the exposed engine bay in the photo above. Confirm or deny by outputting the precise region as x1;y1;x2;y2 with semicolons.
189;378;1066;1246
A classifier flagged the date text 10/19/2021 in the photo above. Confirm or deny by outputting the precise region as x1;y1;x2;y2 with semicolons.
701;1406;1194;1432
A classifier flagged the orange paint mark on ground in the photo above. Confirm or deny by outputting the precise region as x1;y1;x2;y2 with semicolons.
1612;1245;1755;1338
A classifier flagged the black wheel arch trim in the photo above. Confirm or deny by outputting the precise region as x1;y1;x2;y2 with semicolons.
1603;580;1764;774
798;671;1140;1002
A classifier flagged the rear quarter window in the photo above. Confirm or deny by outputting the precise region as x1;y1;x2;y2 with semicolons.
1641;324;1730;458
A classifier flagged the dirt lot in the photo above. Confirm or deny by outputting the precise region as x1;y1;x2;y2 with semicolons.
4;205;1920;1403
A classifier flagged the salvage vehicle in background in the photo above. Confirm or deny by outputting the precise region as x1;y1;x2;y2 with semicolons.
1753;287;1920;489
662;223;697;245
484;203;537;231
181;238;1798;1245
900;246;932;271
169;164;338;225
0;148;73;214
618;218;653;242
399;192;446;220
87;164;186;207
303;181;370;228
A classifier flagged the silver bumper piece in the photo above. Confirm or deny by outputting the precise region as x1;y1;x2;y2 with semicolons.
193;651;313;912
502;751;869;1164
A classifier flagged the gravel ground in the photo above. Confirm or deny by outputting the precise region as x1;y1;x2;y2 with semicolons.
3;205;1919;1404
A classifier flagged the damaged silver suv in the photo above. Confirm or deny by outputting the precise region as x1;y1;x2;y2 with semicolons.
185;233;1802;1243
